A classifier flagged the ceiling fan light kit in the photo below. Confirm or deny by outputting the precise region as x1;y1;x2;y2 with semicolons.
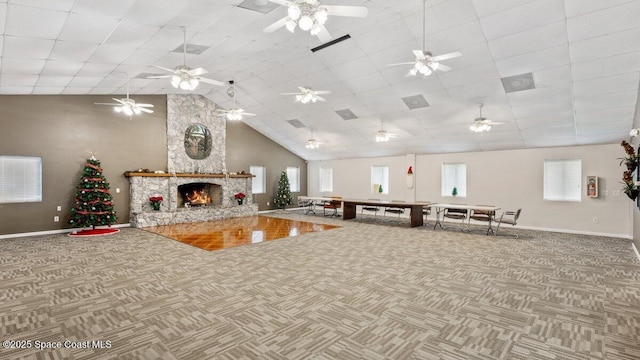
376;130;389;143
306;138;319;149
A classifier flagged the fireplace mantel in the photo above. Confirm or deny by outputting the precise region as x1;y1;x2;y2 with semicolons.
124;172;253;178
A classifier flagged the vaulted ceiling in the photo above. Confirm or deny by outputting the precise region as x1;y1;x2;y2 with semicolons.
1;0;639;160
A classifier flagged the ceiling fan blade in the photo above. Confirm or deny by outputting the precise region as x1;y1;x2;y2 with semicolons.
431;51;462;62
188;67;208;76
387;62;416;67
412;50;426;59
146;74;173;79
198;77;225;86
315;96;327;102
281;92;300;95
315;24;332;43
298;86;308;92
263;16;289;33
321;5;368;18
112;98;126;104
150;64;177;74
436;63;452;72
315;91;331;95
243;112;256;116
136;103;154;108
266;0;292;6
94;103;119;106
137;107;154;114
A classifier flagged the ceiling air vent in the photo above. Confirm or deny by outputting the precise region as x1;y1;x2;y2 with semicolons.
335;109;358;120
501;73;535;93
237;0;280;14
311;34;351;53
172;43;209;55
402;95;429;110
287;119;306;128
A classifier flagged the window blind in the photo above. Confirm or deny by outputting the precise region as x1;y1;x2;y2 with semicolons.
286;166;300;192
0;156;43;203
441;162;467;197
544;159;581;201
319;167;333;192
250;165;266;194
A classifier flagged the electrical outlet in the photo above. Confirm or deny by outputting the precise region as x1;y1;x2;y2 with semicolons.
54;216;59;222
56;206;61;211
267;201;270;206
116;188;120;193
613;190;621;196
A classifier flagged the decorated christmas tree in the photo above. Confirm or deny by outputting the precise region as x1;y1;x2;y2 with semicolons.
273;170;293;209
69;155;117;229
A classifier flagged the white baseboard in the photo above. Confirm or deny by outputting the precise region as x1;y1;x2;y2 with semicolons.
509;224;631;239
0;223;131;239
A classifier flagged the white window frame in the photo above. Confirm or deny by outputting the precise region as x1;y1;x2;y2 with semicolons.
544;159;582;202
250;165;266;194
286;166;300;193
371;165;389;194
319;167;333;193
0;156;43;203
441;162;467;197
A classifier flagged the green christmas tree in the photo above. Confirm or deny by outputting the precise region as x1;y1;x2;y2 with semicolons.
69;155;117;229
452;187;458;197
273;170;293;209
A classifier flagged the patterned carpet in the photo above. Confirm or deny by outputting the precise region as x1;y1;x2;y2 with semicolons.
1;211;639;359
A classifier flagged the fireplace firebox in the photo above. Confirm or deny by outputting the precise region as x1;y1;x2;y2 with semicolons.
178;183;221;206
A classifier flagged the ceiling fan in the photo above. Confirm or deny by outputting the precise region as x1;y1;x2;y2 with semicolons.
387;0;461;77
95;75;154;117
305;130;321;149
216;81;256;121
281;86;331;104
375;121;397;142
469;103;506;133
263;0;368;42
147;27;224;90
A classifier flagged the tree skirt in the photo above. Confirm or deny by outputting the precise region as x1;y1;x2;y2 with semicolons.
68;228;120;237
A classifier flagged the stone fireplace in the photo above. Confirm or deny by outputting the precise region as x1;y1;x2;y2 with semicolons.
126;94;257;227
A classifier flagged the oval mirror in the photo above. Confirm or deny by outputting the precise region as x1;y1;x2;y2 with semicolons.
184;124;212;160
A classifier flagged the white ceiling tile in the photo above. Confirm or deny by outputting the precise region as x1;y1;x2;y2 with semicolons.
328;56;378;81
567;1;640;42
122;0;190;26
523;136;578;148
577;120;631;135
495;45;570;77
88;45;137;64
427;20;486;53
0;3;6;35
31;86;65;94
574;106;636;123
76;62;119;77
5;4;67;39
36;75;72;87
471;0;532;17
58;13;120;43
122;48;166;66
0;86;35;94
569;28;640;63
62;87;93;94
571;51;640;81
438;62;500;89
564;0;636;18
3;36;54;59
447;80;506;103
70;0;137;18
573;73;640;97
103;22;160;48
343;72;389;94
574;90;638;112
314;38;367;67
10;0;74;11
511;99;574;118
534;65;572;87
68;76;104;87
488;21;567;60
520;125;575;137
0;74;38;86
41;60;84;75
1;58;45;74
478;0;565;40
576;132;629;145
507;83;573;107
49;41;98;62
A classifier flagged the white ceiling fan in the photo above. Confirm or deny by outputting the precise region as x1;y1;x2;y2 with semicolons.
148;27;224;90
305;130;321;149
281;86;331;104
216;81;256;121
263;0;368;42
375;121;397;142
95;75;154;117
469;103;506;133
387;0;461;77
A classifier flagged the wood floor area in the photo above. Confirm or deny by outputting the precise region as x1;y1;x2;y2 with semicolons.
143;215;339;251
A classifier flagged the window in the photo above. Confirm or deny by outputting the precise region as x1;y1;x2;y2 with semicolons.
371;165;389;194
544;159;581;201
286;166;300;192
441;162;467;197
0;156;42;203
319;167;333;192
250;165;266;194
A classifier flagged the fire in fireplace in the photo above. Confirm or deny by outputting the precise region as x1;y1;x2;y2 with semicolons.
178;183;220;207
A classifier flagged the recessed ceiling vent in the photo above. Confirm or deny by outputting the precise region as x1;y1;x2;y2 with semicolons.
287;119;306;128
402;95;429;110
311;34;352;53
172;43;209;55
501;73;535;93
237;0;280;14
335;108;358;120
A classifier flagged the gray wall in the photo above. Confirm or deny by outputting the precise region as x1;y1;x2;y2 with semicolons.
225;120;307;211
0;95;306;235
